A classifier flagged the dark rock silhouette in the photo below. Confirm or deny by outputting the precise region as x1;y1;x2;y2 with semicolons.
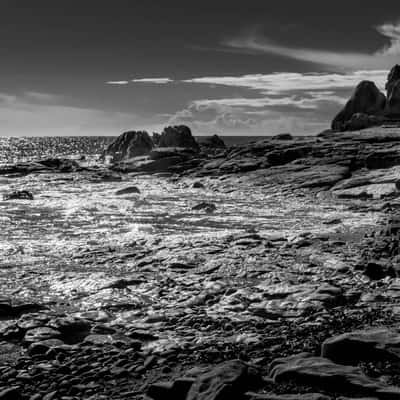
158;125;200;151
105;131;154;162
200;134;226;149
331;81;386;131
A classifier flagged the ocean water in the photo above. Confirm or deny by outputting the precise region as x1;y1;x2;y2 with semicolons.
0;136;378;270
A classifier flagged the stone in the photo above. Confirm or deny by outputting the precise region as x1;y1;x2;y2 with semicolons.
115;186;141;195
192;202;216;213
331;81;386;131
158;125;200;151
269;353;400;398
385;65;400;117
0;388;22;400
28;339;66;356
247;394;331;400
321;328;400;365
364;261;395;280
200;135;226;149
272;133;293;140
186;360;254;400
105;130;154;162
24;327;61;343
3;190;34;200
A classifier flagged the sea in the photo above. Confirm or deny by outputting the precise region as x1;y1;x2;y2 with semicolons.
0;135;376;272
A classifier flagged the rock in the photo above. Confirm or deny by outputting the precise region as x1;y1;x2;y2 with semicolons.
105;130;154;162
37;158;80;172
83;333;141;348
364;261;395;280
321;328;400;365
331;81;386;131
365;150;400;170
186;360;255;400
247;394;331;400
3;190;34;200
24;327;61;343
192;202;216;213
386;80;400;117
28;339;66;356
272;133;293;140
385;65;400;117
158;125;200;151
192;181;205;189
345;113;383;131
47;316;92;343
148;378;195;400
200;135;226;149
115;186;141;195
269;353;400;398
0;387;22;400
152;132;161;146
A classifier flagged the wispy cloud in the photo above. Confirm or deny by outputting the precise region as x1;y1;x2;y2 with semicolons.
224;22;400;70
184;70;388;94
106;81;130;85
131;78;173;84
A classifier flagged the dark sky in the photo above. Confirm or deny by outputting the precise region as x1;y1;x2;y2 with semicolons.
1;0;400;136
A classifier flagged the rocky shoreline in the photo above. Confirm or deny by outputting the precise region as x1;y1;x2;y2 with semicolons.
3;108;400;398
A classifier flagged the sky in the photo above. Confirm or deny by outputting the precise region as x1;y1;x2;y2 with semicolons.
1;0;400;136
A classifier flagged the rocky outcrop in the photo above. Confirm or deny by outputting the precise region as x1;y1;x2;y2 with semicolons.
158;125;200;151
104;130;154;162
386;66;400;117
200;134;226;149
331;81;386;131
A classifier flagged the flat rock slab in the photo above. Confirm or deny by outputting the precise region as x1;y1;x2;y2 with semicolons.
269;353;400;399
321;328;400;365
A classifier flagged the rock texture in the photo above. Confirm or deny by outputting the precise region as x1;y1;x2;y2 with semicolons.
104;130;154;162
158;125;200;151
331;81;386;131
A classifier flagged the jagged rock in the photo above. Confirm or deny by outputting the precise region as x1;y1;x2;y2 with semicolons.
152;132;161;146
386;80;400;117
115;186;141;195
331;81;386;131
201;135;226;149
186;360;256;400
321;328;400;365
269;353;400;398
158;125;200;151
24;327;61;343
37;158;80;172
345;113;383;131
105;131;154;162
192;202;216;213
386;65;400;94
3;190;34;201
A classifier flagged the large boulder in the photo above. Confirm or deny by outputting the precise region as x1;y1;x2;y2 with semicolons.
158;125;200;151
386;76;400;118
331;81;386;131
385;65;400;98
105;131;154;162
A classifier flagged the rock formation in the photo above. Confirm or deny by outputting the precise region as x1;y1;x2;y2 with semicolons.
104;130;154;162
386;65;400;117
331;65;400;131
158;125;200;151
331;81;386;131
200;134;226;149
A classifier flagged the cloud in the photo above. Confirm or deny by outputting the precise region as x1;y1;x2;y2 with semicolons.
224;22;400;70
106;81;130;85
0;91;164;136
131;78;173;84
184;70;388;94
376;21;400;55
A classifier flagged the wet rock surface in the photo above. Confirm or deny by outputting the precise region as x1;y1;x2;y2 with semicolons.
2;129;400;398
